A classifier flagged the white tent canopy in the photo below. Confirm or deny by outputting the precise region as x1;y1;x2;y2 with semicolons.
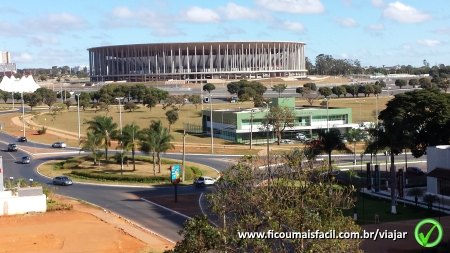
0;74;41;93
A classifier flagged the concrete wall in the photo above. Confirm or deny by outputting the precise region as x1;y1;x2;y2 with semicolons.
0;192;46;216
427;145;450;194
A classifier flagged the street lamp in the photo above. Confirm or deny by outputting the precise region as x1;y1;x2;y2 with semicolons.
21;92;26;137
375;94;379;126
75;94;81;146
210;93;214;154
115;97;124;175
355;100;365;125
262;101;272;188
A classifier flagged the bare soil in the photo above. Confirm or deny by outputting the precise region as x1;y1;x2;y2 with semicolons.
0;195;174;253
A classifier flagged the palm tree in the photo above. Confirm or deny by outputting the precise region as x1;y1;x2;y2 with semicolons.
423;194;439;210
85;116;118;160
407;188;424;207
80;132;104;166
121;122;141;171
139;126;157;176
151;120;175;173
315;128;352;175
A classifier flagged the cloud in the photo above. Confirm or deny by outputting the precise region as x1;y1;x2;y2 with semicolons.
106;6;183;37
367;24;385;30
255;0;325;14
340;53;348;58
371;0;386;8
342;0;357;7
26;35;60;47
206;27;245;40
0;22;21;37
334;18;358;27
22;13;86;33
417;40;440;47
402;45;411;50
271;21;306;31
218;3;272;21
178;6;221;23
11;52;33;63
434;27;450;34
383;2;432;23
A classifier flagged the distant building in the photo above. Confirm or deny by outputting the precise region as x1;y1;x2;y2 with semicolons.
426;146;450;198
201;97;355;143
0;51;11;63
72;65;88;73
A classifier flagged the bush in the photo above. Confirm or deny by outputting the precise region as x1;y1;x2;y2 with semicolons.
69;170;169;183
37;126;47;135
134;156;178;164
112;151;129;164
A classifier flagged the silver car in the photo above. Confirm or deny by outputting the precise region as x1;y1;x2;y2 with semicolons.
21;156;31;164
52;142;67;148
53;176;73;186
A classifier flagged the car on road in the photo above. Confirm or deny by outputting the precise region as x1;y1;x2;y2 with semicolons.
194;176;216;187
21;156;31;164
282;140;294;144
53;176;73;186
52;142;67;148
18;136;27;142
406;167;424;176
7;143;18;152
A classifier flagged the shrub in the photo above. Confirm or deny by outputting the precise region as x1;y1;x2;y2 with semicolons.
112;151;129;164
37;126;47;135
69;170;169;183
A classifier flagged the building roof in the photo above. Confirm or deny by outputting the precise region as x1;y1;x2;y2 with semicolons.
427;168;450;180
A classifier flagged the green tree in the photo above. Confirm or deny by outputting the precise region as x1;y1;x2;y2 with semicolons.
408;79;419;88
139;122;158;176
202;83;216;94
124;102;139;112
85;116;119;160
143;94;158;111
437;80;450;92
271;83;287;97
315;128;352;175
140;120;174;174
332;86;346;98
35;88;57;112
262;106;295;145
419;77;432;88
165;109;179;133
166;158;361;253
423;194;439;210
303;82;317;91
121;122;142;171
25;93;42;111
188;94;201;110
80;132;104;165
318;87;332;97
394;79;407;89
130;83;148;103
57;91;71;100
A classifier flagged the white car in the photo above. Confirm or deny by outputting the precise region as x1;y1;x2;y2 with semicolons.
194;176;216;187
52;142;67;148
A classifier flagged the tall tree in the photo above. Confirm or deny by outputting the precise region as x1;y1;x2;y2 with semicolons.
315;128;352;175
143;94;158;111
165;109;179;133
188;94;202;109
318;87;332;97
394;79;407;89
202;83;216;94
121;123;141;171
332;86;346;98
151;120;175;173
271;83;287;97
80;132;104;166
139;123;158;176
167;157;361;253
85;116;119;160
263;106;295;145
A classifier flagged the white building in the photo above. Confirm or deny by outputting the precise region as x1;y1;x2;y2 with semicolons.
0;51;11;63
426;146;450;198
72;65;88;73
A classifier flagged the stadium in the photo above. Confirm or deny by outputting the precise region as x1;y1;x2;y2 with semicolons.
87;41;307;83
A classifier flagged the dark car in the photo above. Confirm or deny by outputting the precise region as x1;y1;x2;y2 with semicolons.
7;143;18;152
53;176;73;186
406;167;424;176
18;136;27;142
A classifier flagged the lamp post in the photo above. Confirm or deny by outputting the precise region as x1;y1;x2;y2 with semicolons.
355;100;365;125
375;94;379;125
353;138;357;165
115;97;124;175
263;101;272;188
210;93;214;154
250;109;255;149
75;94;81;146
360;153;365;224
21;92;26;137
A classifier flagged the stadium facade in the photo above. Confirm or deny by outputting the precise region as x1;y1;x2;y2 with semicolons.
87;41;306;83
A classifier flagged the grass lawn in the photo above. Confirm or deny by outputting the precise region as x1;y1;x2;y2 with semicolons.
343;193;447;225
39;156;220;186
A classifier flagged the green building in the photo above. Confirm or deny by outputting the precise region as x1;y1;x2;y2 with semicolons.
201;97;356;144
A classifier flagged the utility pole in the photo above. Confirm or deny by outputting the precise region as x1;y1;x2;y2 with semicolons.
250;110;254;149
182;130;187;182
210;92;213;154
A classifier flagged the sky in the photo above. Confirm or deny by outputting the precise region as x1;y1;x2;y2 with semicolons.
1;0;449;69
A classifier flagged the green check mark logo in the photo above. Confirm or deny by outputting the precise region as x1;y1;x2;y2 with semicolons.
415;219;444;248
